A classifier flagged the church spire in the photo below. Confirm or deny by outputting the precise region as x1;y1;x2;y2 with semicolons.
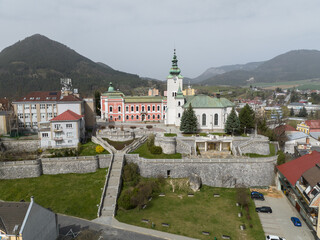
169;49;181;75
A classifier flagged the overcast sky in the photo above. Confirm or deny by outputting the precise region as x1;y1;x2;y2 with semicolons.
1;0;320;79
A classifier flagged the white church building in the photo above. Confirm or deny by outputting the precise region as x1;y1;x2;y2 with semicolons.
101;50;234;132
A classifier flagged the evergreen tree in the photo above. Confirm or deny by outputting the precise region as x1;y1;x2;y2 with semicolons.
180;104;198;133
298;106;308;117
290;107;294;117
239;104;255;133
225;107;240;135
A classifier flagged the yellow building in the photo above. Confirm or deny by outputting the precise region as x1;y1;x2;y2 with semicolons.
297;122;310;134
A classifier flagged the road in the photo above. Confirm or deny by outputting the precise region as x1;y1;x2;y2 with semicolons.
254;195;315;240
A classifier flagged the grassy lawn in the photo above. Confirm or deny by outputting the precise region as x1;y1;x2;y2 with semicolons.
244;143;276;158
131;142;182;159
182;133;208;137
0;169;107;220
116;181;265;240
103;138;135;150
79;141;109;156
164;133;177;137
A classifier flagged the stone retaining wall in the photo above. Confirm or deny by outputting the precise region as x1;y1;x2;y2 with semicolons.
0;154;112;179
0;160;41;179
125;154;277;188
155;137;176;154
239;140;270;155
1;139;40;153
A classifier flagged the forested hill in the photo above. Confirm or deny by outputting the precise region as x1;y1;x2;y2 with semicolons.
0;34;158;98
201;50;320;86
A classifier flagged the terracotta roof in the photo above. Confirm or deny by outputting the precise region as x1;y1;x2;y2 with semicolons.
274;124;297;136
14;91;82;102
50;110;83;122
0;201;30;235
277;151;320;186
305;120;320;129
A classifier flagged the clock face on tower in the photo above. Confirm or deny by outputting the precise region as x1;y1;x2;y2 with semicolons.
173;76;177;83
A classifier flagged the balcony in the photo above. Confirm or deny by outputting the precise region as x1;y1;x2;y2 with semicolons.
296;182;310;204
54;128;63;132
54;136;63;141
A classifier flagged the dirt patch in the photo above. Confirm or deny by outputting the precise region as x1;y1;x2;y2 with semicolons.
250;186;283;198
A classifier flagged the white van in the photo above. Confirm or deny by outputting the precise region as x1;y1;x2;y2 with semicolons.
266;235;286;240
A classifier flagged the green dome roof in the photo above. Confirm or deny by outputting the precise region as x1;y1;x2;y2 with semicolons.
169;49;181;76
108;82;115;92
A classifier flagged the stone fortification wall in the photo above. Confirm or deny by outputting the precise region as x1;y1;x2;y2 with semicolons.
1;139;40;153
0;160;41;179
125;154;277;188
0;154;112;179
176;138;193;155
41;156;99;175
239;140;270;155
98;154;112;168
155;137;176;154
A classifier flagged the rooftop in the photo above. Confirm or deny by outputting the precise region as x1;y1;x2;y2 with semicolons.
50;110;83;122
302;165;320;188
277;151;320;186
183;95;234;108
14;91;82;102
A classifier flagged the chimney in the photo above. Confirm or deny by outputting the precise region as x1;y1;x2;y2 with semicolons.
306;137;310;144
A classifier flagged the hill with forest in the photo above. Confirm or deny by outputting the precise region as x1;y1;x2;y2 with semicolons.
199;50;320;86
0;34;161;98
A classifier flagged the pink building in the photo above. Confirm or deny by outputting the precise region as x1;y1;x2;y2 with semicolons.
101;83;167;123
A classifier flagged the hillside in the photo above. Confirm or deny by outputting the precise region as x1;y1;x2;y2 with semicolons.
191;61;262;83
201;50;320;86
0;34;159;98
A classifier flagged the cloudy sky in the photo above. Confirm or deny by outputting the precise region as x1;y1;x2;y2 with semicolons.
0;0;320;79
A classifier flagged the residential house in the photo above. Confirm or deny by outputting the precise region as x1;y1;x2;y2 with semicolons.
297;120;320;134
39;110;85;148
277;151;320;237
0;197;58;240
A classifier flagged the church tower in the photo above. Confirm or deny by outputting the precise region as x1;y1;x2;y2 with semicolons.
165;49;184;125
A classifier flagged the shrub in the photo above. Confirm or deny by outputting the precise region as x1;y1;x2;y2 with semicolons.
130;126;136;130
118;189;135;210
277;150;285;165
108;125;115;129
95;145;105;154
150;146;162;155
147;135;155;149
146;125;153;130
123;163;140;184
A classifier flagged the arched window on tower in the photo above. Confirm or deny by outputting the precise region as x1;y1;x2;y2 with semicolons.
202;114;206;126
214;114;218;126
109;106;113;112
178;101;180;106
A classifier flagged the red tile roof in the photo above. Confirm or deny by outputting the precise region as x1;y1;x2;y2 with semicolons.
305;120;320;129
274;124;297;136
277;151;320;186
14;91;82;102
50;110;83;121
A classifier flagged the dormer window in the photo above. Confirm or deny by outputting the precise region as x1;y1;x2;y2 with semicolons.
46;97;50;100
36;97;40;100
30;97;34;100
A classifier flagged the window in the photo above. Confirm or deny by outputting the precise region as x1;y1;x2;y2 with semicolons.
163;106;166;110
17;104;23;110
110;116;113;120
119;115;121;120
148;106;150;111
118;106;121;112
68;140;72;143
54;124;61;129
32;122;38;126
202;114;206;126
25;122;31;128
30;97;34;100
126;106;129;112
214;114;218;126
31;104;36;109
157;105;160;111
19;122;24;127
126;115;129;120
18;113;23;119
178;101;180;106
178;113;181;118
131;106;134;112
148;115;150;119
163;115;165;119
41;113;45;120
40;104;45;109
24;104;29;110
109;106;113;112
66;124;72;128
24;113;30;119
136;115;139;120
157;115;160;119
53;104;56;109
31;113;37;119
46;104;50;109
42;133;49;138
36;97;40;100
153;115;155;119
131;115;134;120
67;132;73;138
136;106;139;111
47;113;52;119
152;106;155;111
54;113;57;117
141;106;144;111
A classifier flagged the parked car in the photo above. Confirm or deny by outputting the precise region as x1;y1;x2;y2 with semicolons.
251;191;265;200
291;217;302;226
266;235;286;240
256;206;272;213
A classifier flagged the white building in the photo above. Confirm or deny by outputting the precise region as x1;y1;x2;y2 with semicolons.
39;110;85;148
